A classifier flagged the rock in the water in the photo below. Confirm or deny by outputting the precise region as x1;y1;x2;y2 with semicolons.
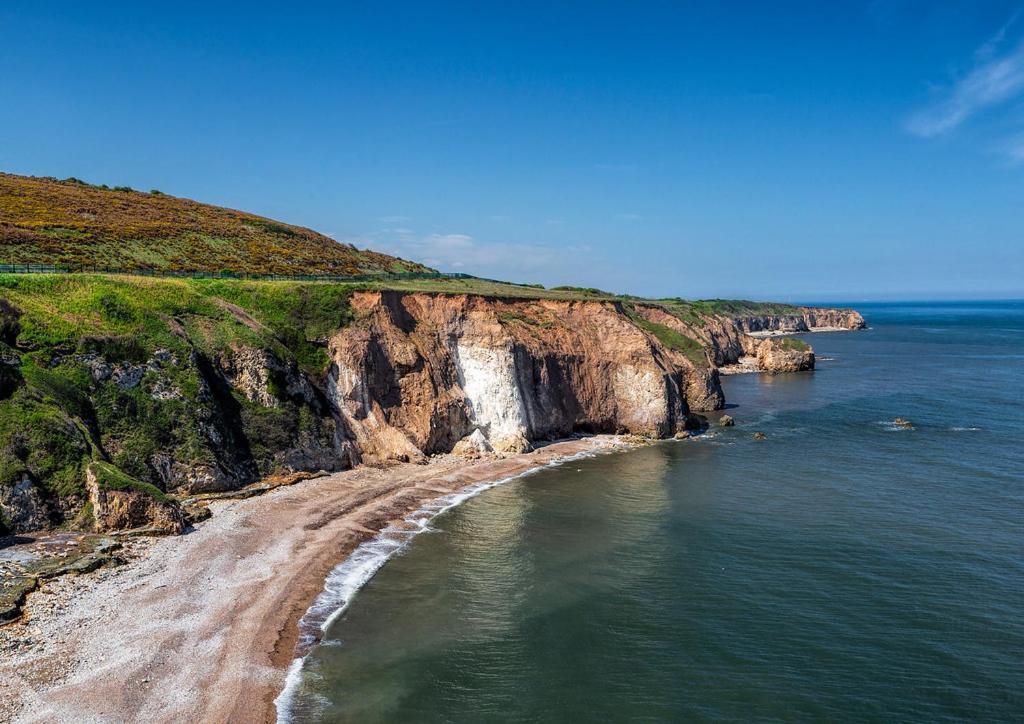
753;431;766;440
674;430;691;439
719;415;735;427
754;338;815;373
893;417;914;429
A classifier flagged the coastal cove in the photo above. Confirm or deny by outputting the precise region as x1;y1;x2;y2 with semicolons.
0;252;864;721
281;301;1024;723
2;302;1020;722
0;436;636;722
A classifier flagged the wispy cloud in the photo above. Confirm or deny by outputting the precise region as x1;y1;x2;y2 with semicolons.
998;131;1024;164
346;228;589;279
907;22;1024;138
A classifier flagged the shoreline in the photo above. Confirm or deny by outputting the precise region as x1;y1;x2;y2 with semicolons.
0;435;631;723
273;441;619;721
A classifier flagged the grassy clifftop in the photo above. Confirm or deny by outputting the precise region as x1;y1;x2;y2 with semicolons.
0;173;431;275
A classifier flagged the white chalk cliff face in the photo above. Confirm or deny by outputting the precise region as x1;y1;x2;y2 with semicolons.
454;342;532;453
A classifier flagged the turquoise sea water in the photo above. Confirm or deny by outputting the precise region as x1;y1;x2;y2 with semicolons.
285;302;1024;722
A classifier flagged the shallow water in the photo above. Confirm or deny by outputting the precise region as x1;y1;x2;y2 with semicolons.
286;301;1024;722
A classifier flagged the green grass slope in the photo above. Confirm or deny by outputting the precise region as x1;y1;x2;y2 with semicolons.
0;173;431;275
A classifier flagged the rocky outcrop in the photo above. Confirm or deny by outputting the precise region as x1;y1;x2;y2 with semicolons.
0;476;52;532
86;463;185;534
148;346;354;495
753;338;815;373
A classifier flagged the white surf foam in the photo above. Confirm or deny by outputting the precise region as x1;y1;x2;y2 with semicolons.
274;445;610;723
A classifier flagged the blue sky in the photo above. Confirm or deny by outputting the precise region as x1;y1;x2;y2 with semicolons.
2;1;1023;300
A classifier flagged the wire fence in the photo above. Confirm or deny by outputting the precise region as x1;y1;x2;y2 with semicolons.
0;264;480;284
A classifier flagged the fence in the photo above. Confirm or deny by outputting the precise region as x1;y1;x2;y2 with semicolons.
0;264;479;284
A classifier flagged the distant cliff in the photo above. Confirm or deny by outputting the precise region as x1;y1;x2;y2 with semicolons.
730;307;867;335
0;275;864;536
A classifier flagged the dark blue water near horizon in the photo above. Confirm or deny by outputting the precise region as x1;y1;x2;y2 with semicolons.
289;301;1024;722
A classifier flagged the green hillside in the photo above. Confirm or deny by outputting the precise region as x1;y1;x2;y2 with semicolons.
0;173;431;275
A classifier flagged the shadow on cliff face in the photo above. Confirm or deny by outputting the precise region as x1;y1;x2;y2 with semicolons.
194;353;258;485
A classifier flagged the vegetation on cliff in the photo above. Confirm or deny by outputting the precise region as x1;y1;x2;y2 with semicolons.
775;337;811;351
0;274;357;535
0;173;430;275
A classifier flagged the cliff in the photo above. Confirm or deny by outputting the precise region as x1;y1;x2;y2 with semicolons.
0;275;864;536
730;306;867;335
329;292;714;463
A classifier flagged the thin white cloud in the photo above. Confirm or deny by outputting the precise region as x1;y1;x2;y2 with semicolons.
347;228;584;280
975;9;1023;62
907;30;1024;138
997;131;1024;164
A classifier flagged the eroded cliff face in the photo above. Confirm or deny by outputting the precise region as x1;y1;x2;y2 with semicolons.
731;307;866;335
327;292;710;463
323;295;867;464
625;304;819;373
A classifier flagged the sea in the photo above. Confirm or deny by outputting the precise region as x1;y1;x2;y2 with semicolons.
280;301;1024;722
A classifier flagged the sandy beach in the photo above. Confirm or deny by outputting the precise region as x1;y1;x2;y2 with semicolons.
0;436;626;724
